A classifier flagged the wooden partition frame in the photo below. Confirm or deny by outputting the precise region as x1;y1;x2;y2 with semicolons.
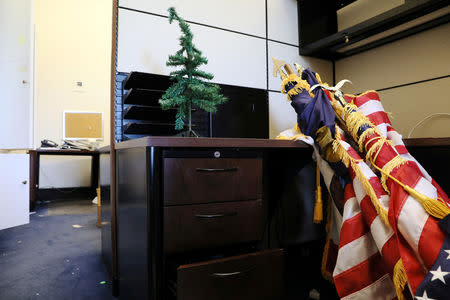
109;0;119;295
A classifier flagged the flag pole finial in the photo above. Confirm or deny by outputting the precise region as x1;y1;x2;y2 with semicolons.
294;63;304;76
272;57;287;80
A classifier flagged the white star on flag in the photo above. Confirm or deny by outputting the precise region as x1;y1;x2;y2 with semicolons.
445;249;450;260
415;290;436;300
430;266;449;284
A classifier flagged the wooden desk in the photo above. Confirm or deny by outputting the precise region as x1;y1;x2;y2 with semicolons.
106;137;450;299
29;149;99;209
112;137;315;300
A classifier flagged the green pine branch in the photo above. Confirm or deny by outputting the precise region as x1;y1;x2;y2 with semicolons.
190;70;214;80
174;105;186;130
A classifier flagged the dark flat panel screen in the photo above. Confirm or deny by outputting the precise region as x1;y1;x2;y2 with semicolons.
118;72;269;140
212;85;268;139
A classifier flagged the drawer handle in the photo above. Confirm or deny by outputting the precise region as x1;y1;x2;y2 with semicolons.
210;267;256;278
195;211;237;218
195;167;238;172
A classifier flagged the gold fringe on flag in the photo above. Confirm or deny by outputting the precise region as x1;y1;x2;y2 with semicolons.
393;259;408;300
331;100;344;115
280;73;313;100
358;127;382;152
332;134;391;227
341;103;382;145
275;123;307;140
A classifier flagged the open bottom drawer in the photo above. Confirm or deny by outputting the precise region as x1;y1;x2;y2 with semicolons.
177;249;283;300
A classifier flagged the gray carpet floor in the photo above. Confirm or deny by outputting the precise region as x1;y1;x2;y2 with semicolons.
0;199;115;300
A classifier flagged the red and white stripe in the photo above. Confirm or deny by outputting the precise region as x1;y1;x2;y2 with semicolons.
330;159;399;299
319;91;448;298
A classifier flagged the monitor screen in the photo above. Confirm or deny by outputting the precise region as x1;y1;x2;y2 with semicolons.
63;111;103;141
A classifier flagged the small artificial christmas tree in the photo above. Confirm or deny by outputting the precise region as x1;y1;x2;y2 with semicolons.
159;7;227;136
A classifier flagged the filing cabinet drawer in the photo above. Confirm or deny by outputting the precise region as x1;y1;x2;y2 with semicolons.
163;158;262;205
164;200;262;254
177;249;283;300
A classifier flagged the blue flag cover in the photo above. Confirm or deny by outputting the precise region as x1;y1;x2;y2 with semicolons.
288;69;336;138
415;215;450;299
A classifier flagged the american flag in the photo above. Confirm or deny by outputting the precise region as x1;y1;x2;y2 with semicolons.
321;91;449;299
278;79;450;299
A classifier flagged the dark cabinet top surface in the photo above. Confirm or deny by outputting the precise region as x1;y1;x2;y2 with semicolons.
114;136;450;150
115;136;311;150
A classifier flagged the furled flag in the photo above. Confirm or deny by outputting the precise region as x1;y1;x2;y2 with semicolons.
275;64;450;299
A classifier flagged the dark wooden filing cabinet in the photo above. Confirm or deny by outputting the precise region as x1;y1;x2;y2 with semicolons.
115;137;315;299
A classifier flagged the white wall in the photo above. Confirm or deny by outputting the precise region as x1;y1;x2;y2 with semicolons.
336;23;450;138
34;0;112;188
117;0;333;138
0;0;34;149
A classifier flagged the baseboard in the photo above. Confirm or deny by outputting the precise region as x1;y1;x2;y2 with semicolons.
36;187;96;202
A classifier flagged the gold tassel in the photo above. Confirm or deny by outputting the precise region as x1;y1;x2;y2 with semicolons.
404;185;450;219
314;160;323;224
369;154;450;220
393;259;408;300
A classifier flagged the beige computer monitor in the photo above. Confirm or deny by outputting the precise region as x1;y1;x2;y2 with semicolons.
63;111;103;141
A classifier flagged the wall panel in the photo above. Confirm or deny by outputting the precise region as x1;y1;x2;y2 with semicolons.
267;41;333;91
119;0;266;37
267;0;299;45
268;91;297;138
118;9;267;89
378;77;450;138
39;156;92;188
34;0;111;188
336;23;450;94
117;1;333;140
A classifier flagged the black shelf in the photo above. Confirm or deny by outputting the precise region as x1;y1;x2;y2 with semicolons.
124;72;171;90
124;88;165;106
123;123;183;135
298;0;450;60
118;71;269;140
124;106;177;122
